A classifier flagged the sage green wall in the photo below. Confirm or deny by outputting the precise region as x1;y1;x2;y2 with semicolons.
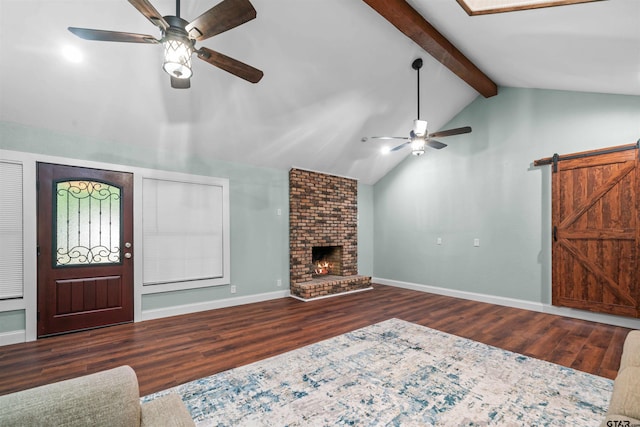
1;121;290;312
141;168;290;310
373;87;640;304
0;311;25;333
358;183;374;276
0;121;375;317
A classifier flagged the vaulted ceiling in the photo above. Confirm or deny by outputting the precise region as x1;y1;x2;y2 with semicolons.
1;0;638;184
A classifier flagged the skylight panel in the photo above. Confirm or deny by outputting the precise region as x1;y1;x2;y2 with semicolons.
456;0;603;15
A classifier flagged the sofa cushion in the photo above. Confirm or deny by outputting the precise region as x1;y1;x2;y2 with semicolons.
619;330;640;371
141;393;195;427
0;366;140;427
607;366;640;421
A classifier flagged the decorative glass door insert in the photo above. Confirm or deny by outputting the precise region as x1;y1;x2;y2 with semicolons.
54;180;122;267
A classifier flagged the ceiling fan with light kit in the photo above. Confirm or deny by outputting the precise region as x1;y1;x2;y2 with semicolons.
68;0;263;88
364;58;471;156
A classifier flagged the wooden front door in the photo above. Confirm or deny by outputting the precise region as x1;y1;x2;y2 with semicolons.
552;147;639;318
37;163;134;337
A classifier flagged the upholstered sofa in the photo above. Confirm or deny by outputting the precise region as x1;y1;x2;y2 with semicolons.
601;330;640;426
0;365;194;427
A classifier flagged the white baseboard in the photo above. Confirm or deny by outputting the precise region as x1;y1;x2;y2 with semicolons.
0;330;26;346
141;289;290;321
290;287;373;302
374;277;640;330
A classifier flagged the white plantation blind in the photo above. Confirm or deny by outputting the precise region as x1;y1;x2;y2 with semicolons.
142;178;225;285
0;161;23;299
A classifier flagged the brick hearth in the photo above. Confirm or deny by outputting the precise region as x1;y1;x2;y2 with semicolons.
290;275;372;300
289;168;371;300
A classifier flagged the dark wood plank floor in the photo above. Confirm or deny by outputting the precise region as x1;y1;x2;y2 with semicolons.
0;284;631;397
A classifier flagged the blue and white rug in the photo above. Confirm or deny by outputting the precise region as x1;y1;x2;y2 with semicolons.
142;318;613;426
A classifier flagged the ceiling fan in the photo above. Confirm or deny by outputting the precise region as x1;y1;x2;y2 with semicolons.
365;58;471;156
68;0;263;89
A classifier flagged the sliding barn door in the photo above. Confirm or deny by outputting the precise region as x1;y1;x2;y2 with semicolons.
552;147;639;317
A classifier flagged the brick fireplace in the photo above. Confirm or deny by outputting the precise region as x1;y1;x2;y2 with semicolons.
289;168;371;300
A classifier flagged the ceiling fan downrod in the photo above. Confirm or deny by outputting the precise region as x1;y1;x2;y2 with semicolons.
412;58;423;120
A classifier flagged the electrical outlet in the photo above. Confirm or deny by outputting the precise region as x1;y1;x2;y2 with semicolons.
230;285;237;294
436;237;442;245
276;208;282;216
277;279;282;287
473;238;480;247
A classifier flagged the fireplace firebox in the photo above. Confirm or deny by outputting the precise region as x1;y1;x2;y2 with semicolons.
311;246;343;276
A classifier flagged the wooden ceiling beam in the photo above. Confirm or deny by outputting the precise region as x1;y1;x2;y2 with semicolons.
362;0;498;98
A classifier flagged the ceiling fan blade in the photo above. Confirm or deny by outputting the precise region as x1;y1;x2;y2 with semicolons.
68;27;159;43
128;0;169;31
390;142;410;152
428;126;472;138
186;0;256;41
171;76;191;89
196;47;263;83
426;139;447;150
371;136;410;140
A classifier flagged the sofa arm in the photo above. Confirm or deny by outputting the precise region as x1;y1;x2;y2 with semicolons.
0;366;140;427
141;393;195;427
606;366;640;422
619;330;640;372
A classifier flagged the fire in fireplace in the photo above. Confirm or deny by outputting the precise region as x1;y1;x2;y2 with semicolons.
314;260;331;276
311;246;343;277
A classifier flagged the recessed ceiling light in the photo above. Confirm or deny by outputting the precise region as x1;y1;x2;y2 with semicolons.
456;0;603;15
62;45;83;63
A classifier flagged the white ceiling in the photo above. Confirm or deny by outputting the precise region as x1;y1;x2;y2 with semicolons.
1;0;639;184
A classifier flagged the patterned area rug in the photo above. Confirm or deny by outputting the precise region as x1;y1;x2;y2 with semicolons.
142;318;613;426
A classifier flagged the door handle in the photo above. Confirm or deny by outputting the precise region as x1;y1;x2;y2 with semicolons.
553;226;558;242
125;242;132;248
124;253;132;259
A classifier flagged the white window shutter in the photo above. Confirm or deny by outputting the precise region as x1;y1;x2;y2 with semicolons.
0;161;24;299
142;178;225;285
